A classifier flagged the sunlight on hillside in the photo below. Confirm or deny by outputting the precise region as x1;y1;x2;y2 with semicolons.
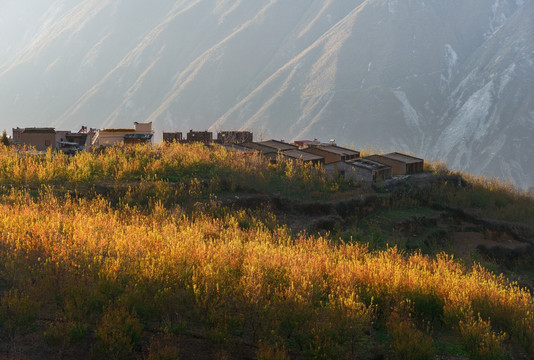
0;143;532;359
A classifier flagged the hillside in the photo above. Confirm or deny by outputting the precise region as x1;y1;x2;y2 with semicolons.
0;0;533;189
0;143;533;359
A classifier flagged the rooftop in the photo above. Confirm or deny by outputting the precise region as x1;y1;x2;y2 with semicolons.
310;145;360;157
382;152;424;164
221;144;255;153
258;140;298;151
351;158;392;171
282;149;324;162
21;128;56;134
242;142;278;154
100;129;136;133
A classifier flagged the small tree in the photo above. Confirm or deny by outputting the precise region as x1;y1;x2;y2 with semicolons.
1;130;9;146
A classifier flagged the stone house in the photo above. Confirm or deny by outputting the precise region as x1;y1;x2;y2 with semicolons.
280;149;324;166
12;127;56;151
304;145;360;164
325;159;392;182
163;132;183;143
92;122;154;147
65;132;93;150
241;142;279;162
186;130;213;144
257;140;298;152
365;152;424;176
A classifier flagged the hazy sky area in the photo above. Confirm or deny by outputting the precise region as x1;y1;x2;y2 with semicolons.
0;0;533;189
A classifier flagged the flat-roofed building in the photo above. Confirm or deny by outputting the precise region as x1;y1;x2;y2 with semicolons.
65;132;92;150
350;158;392;182
324;161;352;178
14;126;95;151
186;130;213;144
242;142;276;154
280;149;324;166
92;128;135;147
365;152;424;175
221;144;256;154
257;140;298;152
163;132;183;143
325;159;391;182
14;127;56;151
92;122;154;147
241;142;278;162
68;126;95;150
133;122;152;133
304;145;360;164
55;130;70;144
12;128;24;143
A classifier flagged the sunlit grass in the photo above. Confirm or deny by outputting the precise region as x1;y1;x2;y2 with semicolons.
0;189;532;358
424;160;534;228
0;144;533;358
0;143;345;200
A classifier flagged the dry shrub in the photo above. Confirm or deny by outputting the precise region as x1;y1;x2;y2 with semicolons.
458;313;507;360
43;319;88;356
386;300;434;360
145;334;181;360
0;289;39;346
94;306;143;360
256;341;290;360
427;160;450;174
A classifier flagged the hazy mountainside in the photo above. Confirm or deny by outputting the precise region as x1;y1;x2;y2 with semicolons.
432;1;534;189
0;0;533;188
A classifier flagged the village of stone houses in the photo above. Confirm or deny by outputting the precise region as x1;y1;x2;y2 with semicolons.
9;121;425;184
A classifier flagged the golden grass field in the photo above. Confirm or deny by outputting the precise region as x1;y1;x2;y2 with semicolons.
0;143;533;359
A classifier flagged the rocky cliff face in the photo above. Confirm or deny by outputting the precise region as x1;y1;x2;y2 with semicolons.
0;0;532;187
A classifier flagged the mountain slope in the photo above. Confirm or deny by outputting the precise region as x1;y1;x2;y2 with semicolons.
433;0;534;188
0;0;532;188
